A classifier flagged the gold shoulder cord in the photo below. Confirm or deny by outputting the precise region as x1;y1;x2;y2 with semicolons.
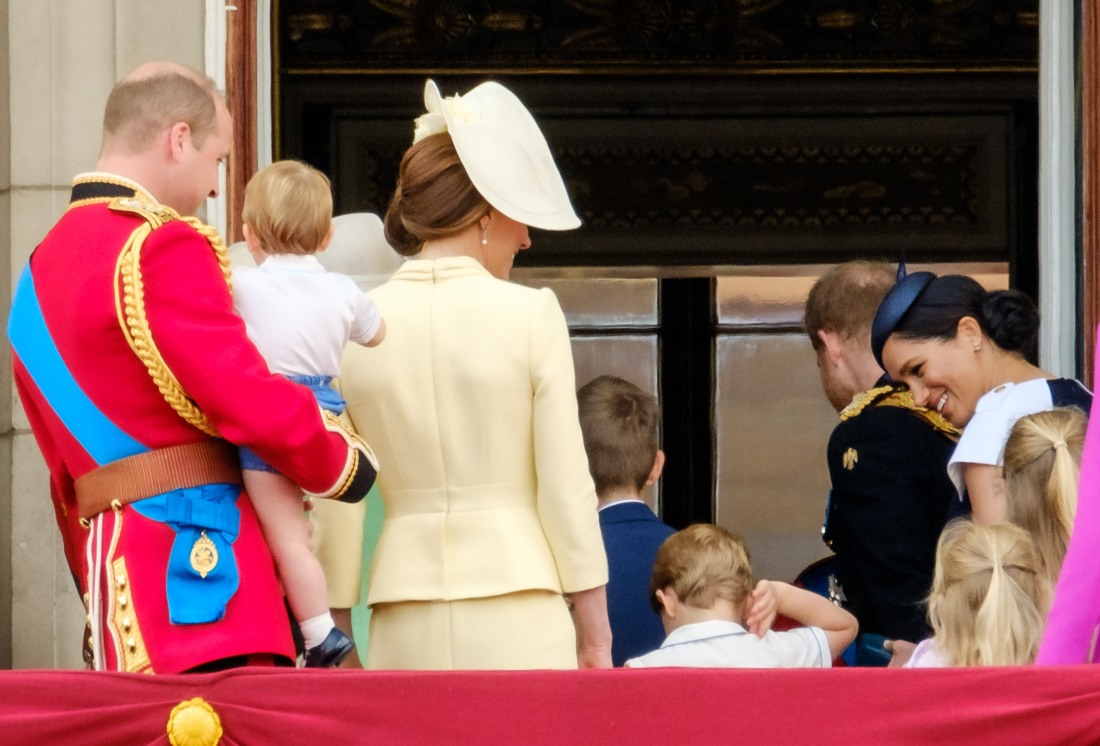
111;198;232;437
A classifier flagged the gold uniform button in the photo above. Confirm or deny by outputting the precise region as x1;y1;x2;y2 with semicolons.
116;574;127;589
118;594;128;608
121;617;132;632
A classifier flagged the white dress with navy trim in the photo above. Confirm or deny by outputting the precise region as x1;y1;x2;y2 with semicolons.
947;377;1092;499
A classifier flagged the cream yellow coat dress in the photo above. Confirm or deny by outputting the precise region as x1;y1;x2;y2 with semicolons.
340;256;608;669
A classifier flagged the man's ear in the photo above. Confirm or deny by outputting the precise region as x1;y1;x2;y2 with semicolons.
816;329;845;366
166;121;191;162
644;449;666;487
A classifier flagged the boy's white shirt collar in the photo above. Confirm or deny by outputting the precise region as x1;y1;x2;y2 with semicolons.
256;253;326;272
661;619;749;647
597;497;647;512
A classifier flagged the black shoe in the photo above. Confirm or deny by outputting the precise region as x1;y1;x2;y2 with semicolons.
303;628;356;669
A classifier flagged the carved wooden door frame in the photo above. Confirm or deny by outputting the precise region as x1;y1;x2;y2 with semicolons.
1083;0;1100;383
225;1;257;246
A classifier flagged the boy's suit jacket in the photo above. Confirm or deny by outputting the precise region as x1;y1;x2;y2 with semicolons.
600;501;676;666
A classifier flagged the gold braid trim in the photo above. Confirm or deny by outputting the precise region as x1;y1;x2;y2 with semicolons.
112;198;232;436
841;384;961;441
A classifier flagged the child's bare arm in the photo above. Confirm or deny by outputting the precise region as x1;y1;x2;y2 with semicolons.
362;318;386;347
771;581;858;659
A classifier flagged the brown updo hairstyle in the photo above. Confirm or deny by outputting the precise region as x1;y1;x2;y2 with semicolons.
383;133;491;256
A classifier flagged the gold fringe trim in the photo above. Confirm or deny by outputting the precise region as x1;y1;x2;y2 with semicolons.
112;198;232;436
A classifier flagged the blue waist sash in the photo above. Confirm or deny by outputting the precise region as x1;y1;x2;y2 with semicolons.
9;263;241;624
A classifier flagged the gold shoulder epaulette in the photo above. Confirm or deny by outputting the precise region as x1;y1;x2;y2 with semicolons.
109;196;181;227
869;387;961;441
111;197;232;437
839;384;896;421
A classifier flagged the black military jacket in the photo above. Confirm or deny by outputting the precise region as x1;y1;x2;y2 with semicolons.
824;383;960;643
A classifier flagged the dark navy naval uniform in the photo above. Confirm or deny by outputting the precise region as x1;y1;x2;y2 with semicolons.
824;382;960;645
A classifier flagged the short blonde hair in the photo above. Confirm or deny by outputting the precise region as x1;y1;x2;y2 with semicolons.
1003;407;1086;584
650;524;754;613
103;67;220;155
242;160;333;255
928;519;1050;667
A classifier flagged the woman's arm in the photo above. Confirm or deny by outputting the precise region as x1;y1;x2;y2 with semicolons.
568;585;613;669
963;462;1007;524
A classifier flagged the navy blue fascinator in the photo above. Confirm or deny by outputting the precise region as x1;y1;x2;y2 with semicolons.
871;271;936;369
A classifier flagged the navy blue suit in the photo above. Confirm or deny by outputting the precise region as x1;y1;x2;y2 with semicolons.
599;501;676;667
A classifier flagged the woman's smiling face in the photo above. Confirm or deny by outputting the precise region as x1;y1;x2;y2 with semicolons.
881;327;986;427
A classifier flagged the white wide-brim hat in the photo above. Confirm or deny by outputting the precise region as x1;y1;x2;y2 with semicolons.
413;79;581;231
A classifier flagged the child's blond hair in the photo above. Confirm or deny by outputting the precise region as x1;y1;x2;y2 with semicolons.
1003;407;1086;584
242;160;333;255
928;519;1050;666
649;524;754;613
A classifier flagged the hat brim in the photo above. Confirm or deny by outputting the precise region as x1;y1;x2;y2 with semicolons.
425;80;581;231
871;271;936;369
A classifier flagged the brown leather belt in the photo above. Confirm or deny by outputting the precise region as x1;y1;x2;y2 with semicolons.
75;440;242;521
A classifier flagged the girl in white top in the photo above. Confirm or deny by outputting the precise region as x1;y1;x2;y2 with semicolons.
871;272;1091;524
905;519;1050;668
233;161;385;667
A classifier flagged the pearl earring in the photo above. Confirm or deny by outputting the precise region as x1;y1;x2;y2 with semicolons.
480;225;489;247
973;342;982;351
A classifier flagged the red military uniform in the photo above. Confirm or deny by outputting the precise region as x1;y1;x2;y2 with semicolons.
9;174;376;673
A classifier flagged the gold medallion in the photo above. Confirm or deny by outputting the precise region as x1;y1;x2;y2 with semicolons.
167;697;223;746
189;531;218;579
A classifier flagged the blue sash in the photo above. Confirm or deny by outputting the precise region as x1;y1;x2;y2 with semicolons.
8;263;241;624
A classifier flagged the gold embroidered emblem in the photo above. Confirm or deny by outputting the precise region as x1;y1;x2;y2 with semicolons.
190;531;218;578
843;448;858;471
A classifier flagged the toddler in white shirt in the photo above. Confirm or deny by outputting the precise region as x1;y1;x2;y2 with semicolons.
233;160;385;668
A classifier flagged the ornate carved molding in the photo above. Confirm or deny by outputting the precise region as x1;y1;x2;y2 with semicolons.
329;112;1011;266
278;0;1039;72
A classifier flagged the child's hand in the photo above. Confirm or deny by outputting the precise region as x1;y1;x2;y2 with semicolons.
744;580;779;638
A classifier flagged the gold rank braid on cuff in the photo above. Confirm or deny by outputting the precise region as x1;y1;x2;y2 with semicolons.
111;199;232;437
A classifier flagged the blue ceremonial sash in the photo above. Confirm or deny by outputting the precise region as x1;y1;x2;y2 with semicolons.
8;263;146;466
8;262;241;624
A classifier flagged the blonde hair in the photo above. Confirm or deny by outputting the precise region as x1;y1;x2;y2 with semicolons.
928;519;1050;667
242;160;333;255
650;524;754;613
1003;407;1086;584
102;67;220;155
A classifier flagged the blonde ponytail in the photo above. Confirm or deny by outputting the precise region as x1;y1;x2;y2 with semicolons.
929;520;1050;667
1004;407;1086;582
